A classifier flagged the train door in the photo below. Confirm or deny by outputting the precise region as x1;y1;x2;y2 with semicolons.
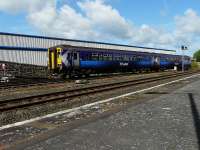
152;56;160;70
73;52;80;68
66;52;72;68
48;48;57;71
56;48;62;68
153;56;160;65
48;48;62;72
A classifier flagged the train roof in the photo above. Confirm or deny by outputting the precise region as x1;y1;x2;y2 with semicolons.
0;32;176;55
53;44;186;57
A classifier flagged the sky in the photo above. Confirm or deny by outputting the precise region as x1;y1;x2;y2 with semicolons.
0;0;200;56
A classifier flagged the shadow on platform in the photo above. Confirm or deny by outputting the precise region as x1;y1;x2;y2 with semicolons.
189;93;200;150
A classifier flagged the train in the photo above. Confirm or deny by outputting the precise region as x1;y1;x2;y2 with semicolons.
48;45;191;78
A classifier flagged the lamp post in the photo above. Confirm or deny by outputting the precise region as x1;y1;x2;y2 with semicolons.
181;45;188;72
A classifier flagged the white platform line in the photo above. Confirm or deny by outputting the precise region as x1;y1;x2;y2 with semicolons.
0;73;200;131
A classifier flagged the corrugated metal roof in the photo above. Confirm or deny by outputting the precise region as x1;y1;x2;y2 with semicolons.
0;32;176;53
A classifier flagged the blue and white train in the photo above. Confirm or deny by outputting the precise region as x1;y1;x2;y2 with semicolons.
48;45;191;77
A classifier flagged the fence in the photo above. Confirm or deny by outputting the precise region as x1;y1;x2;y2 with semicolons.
0;61;48;78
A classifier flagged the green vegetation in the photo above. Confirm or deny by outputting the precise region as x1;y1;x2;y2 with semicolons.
192;49;200;69
193;49;200;62
191;61;199;69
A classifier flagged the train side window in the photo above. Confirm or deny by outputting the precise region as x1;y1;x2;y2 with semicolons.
103;54;107;61
137;56;140;61
104;54;109;61
113;55;117;61
116;55;119;61
118;55;123;61
129;56;133;61
74;53;77;60
123;55;127;61
67;53;71;59
99;54;102;60
131;56;133;61
114;54;122;61
86;54;90;60
89;53;92;60
108;54;112;61
57;52;60;58
103;54;111;61
92;53;98;60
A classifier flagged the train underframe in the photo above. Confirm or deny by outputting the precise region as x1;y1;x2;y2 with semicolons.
50;63;190;79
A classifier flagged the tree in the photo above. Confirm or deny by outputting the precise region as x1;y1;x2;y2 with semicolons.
193;49;200;62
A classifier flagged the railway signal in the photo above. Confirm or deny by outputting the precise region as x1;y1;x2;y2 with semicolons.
181;46;188;72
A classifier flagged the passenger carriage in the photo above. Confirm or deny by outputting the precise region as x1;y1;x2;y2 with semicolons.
48;45;191;78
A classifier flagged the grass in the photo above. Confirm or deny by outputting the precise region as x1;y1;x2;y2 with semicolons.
191;61;200;69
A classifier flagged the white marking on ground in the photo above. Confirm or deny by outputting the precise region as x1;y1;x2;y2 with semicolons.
0;73;200;131
162;107;172;110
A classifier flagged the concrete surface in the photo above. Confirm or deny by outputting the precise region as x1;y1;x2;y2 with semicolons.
18;78;200;150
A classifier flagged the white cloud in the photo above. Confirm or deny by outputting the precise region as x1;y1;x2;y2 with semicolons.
53;5;93;38
27;2;95;39
27;4;56;33
131;8;200;52
0;0;55;13
131;24;174;47
27;0;135;41
173;9;200;54
78;0;133;39
175;9;200;36
26;0;170;46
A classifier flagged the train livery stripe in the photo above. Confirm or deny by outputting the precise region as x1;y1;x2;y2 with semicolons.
0;46;47;51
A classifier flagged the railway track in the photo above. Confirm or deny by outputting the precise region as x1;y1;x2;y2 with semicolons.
0;72;141;90
0;70;199;112
0;78;64;90
0;72;162;90
0;71;182;90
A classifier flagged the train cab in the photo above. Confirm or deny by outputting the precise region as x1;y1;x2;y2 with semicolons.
48;45;80;76
48;47;62;73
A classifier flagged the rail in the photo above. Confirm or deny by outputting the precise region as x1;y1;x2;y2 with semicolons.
0;70;199;112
